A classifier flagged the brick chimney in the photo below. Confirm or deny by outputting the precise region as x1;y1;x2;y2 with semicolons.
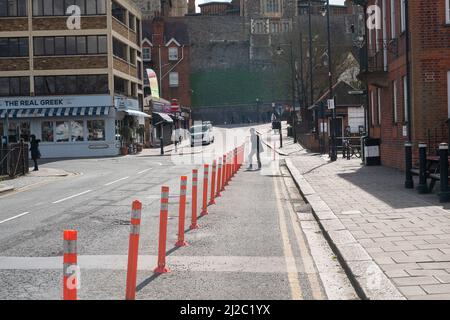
152;15;165;46
188;0;196;14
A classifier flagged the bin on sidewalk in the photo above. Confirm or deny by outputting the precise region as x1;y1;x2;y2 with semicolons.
287;126;293;137
364;138;381;166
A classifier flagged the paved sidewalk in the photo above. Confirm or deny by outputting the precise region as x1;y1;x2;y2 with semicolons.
260;123;450;299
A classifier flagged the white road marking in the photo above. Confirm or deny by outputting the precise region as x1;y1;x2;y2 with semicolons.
52;190;92;204
137;168;152;174
104;176;130;186
0;212;31;225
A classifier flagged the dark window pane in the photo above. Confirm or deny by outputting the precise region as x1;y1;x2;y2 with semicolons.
112;1;125;23
44;37;54;55
86;0;95;14
54;36;65;55
18;0;27;16
76;36;86;54
45;76;55;94
7;0;18;16
54;0;63;15
0;0;7;17
97;75;108;93
34;76;44;95
0;38;8;57
66;36;76;54
20;77;29;95
66;75;76;93
9;77;20;95
87;35;97;54
55;75;65;94
34;37;44;55
128;13;135;30
9;38;19;56
43;0;52;15
98;35;107;53
19;38;28;56
97;0;105;14
32;0;42;16
74;0;84;14
0;78;9;96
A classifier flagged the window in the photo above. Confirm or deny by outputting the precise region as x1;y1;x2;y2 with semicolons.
270;21;280;33
390;0;396;38
169;72;179;87
32;0;106;16
403;75;408;122
377;88;382;125
0;37;28;57
113;38;127;61
400;0;406;32
55;121;70;142
143;47;151;61
112;1;126;24
41;121;54;142
87;120;105;141
0;77;29;96
0;0;27;16
33;36;107;56
168;47;178;61
114;76;127;95
447;71;450;119
70;120;84;141
392;80;398;123
128;12;135;30
447;0;450;24
370;90;375;126
34;75;108;95
265;0;280;13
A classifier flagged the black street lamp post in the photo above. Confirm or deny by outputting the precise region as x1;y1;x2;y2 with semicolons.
326;0;337;162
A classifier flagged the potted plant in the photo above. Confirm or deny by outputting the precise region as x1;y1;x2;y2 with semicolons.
119;126;132;155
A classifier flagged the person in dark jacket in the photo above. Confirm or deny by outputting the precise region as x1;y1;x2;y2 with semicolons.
30;135;41;171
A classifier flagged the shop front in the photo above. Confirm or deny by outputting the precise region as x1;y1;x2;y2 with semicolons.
0;95;119;158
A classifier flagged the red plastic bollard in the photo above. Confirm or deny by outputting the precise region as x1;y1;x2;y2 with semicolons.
225;152;230;186
190;169;199;230
200;164;209;216
154;186;171;274
63;230;78;300
125;200;142;300
209;160;216;205
176;176;188;247
216;157;222;198
221;154;227;191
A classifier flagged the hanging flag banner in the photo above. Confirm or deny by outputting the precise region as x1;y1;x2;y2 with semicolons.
146;68;160;99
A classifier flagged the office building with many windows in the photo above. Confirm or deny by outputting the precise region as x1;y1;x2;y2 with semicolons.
0;0;145;158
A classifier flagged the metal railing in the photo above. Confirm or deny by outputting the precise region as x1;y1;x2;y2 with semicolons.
0;142;29;178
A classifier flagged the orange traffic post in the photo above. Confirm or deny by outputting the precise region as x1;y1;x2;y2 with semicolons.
209;160;217;205
200;164;209;216
125;200;142;300
176;176;188;247
154;186;171;274
221;154;227;191
225;152;230;186
233;148;238;175
228;151;232;182
190;169;199;230
216;157;222;198
63;230;78;300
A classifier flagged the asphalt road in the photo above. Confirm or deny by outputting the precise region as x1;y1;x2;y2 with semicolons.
0;125;357;300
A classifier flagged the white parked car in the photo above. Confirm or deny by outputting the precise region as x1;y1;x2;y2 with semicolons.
190;124;214;146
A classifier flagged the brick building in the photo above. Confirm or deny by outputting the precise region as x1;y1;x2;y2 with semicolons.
142;16;191;130
355;0;450;169
0;0;145;158
199;2;233;16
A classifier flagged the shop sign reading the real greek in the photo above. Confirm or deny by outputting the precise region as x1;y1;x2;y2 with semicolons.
0;95;113;109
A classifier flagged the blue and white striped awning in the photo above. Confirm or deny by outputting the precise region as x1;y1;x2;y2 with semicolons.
0;106;111;119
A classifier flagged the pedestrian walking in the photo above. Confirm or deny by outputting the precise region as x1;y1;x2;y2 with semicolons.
30;135;41;171
247;128;264;170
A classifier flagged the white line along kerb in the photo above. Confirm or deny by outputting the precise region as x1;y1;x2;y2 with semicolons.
0;212;31;225
52;190;92;204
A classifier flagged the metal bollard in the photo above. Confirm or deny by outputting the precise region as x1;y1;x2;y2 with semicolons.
160;137;164;155
125;200;142;300
439;143;450;203
417;143;428;194
404;142;414;189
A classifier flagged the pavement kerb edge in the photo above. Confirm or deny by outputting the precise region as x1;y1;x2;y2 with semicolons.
284;157;406;300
